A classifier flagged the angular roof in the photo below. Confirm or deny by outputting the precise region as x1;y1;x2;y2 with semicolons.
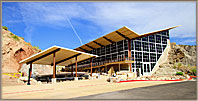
19;46;98;66
75;25;180;52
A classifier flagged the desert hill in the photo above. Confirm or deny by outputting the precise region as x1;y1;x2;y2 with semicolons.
2;26;52;78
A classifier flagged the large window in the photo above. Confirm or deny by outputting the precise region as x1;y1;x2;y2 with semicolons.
149;43;155;52
124;40;128;50
111;43;117;53
142;42;149;52
117;40;124;52
156;35;161;43
131;40;134;50
125;51;128;58
150;53;156;62
101;56;105;61
136;62;142;69
135;52;142;62
161;31;166;36
162;36;167;44
106;45;110;54
156;44;162;53
101;47;105;55
135;41;142;51
131;51;134;60
149;35;155;43
142;37;148;42
112;53;117;60
143;52;149;62
96;48;101;56
106;55;111;60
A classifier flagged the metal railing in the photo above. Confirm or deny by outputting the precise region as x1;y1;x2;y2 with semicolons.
78;57;134;68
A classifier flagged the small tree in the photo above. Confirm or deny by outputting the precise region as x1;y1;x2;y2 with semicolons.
176;72;183;75
2;26;8;30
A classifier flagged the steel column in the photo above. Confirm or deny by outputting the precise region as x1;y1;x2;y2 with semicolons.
75;56;77;77
71;65;73;77
128;39;132;72
53;52;56;78
119;63;120;72
90;58;92;76
27;63;32;85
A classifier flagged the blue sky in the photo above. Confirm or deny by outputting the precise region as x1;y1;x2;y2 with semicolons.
2;2;196;50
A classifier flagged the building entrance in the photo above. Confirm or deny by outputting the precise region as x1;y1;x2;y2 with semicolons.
143;63;151;76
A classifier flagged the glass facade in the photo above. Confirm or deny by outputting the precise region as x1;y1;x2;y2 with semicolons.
68;30;169;76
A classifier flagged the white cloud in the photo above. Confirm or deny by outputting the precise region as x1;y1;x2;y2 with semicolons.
180;39;196;44
4;2;196;43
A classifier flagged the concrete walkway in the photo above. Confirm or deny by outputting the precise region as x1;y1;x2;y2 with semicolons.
2;76;185;99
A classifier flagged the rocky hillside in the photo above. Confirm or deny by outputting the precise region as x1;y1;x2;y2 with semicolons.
153;43;196;76
2;27;52;77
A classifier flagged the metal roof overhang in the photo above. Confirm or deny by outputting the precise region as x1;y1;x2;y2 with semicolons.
19;46;98;66
75;26;140;52
75;25;180;52
137;25;181;39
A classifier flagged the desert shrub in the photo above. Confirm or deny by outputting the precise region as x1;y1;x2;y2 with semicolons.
33;46;39;49
176;72;183;75
173;64;177;69
177;63;182;68
2;26;8;30
12;35;20;41
191;69;196;76
20;37;24;40
10;32;14;35
33;46;42;52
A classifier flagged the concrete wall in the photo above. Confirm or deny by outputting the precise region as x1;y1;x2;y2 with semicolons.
151;39;171;75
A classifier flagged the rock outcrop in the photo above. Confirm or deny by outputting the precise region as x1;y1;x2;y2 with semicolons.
2;29;40;73
153;42;196;76
2;28;52;77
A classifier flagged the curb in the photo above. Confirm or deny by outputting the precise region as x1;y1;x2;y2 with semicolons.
117;78;192;83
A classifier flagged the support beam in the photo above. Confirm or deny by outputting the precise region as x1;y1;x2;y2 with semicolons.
93;41;104;47
85;44;95;50
79;47;89;53
52;53;81;65
119;63;120;72
90;58;93;76
128;39;132;72
27;63;32;85
53;52;56;78
27;48;60;64
75;56;78;77
103;36;115;44
115;31;130;40
105;65;107;73
71;65;74;77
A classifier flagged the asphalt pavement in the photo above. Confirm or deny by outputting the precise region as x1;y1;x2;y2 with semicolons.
72;81;197;100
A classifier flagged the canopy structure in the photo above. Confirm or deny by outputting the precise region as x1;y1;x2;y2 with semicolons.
20;46;97;66
19;46;98;85
75;25;180;52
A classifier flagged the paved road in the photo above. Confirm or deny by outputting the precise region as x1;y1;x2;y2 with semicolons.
72;81;197;100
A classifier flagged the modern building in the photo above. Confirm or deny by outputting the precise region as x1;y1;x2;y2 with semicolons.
66;26;180;76
19;25;179;84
